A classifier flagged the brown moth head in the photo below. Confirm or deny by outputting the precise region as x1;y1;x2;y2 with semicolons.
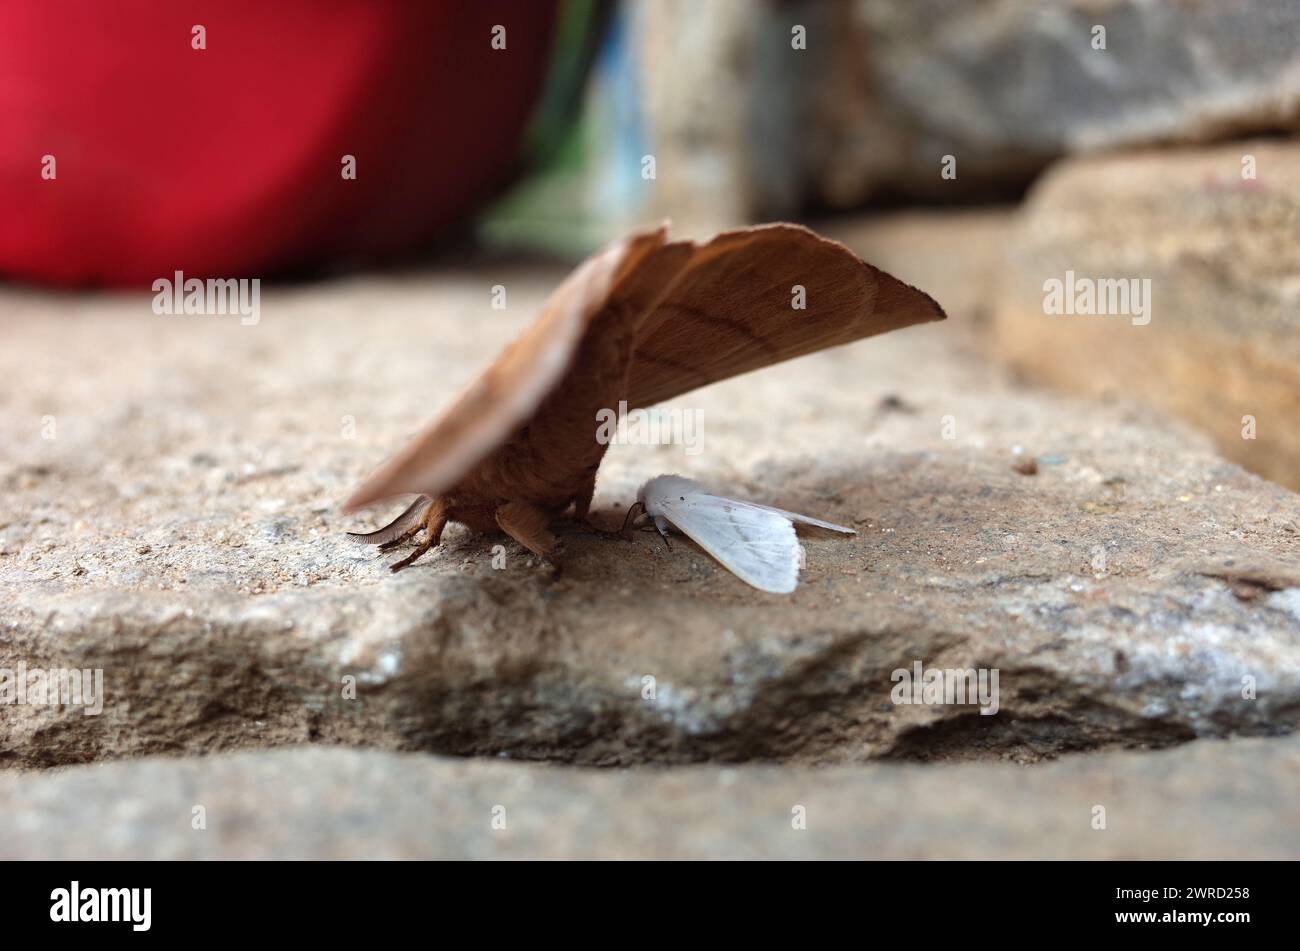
344;222;945;515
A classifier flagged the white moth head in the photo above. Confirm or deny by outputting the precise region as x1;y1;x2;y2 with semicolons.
636;473;704;516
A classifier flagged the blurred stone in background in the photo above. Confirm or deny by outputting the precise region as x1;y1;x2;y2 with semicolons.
809;0;1300;205
993;141;1300;490
623;0;1300;228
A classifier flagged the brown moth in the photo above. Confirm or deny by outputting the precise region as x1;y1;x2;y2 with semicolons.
344;223;945;570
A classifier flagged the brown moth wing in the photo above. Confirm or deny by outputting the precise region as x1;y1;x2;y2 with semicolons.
344;222;947;516
342;226;682;512
624;223;946;409
445;239;698;509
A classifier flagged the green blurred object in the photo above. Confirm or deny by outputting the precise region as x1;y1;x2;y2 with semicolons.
521;0;610;165
479;0;637;259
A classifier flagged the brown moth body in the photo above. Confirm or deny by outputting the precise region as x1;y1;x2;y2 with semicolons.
344;223;945;571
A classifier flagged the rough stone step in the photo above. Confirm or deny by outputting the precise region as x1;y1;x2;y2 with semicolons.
2;737;1296;859
1;226;1298;768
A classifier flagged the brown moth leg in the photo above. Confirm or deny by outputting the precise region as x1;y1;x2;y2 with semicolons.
389;497;449;573
569;476;630;541
495;500;559;563
571;475;596;522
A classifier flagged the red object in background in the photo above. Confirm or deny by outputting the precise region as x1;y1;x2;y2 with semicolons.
0;1;557;287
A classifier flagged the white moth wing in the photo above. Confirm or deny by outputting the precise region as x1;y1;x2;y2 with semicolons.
728;500;855;534
636;475;854;534
654;492;801;594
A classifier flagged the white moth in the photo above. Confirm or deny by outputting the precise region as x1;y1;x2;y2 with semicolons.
626;474;855;594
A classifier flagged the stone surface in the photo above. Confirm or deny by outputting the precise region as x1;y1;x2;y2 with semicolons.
2;738;1297;859
625;0;1300;220
991;140;1300;491
2;213;1298;771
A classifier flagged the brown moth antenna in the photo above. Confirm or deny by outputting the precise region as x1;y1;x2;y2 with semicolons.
347;495;432;548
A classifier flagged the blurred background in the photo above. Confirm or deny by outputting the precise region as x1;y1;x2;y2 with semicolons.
1;0;1296;488
3;2;1300;861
